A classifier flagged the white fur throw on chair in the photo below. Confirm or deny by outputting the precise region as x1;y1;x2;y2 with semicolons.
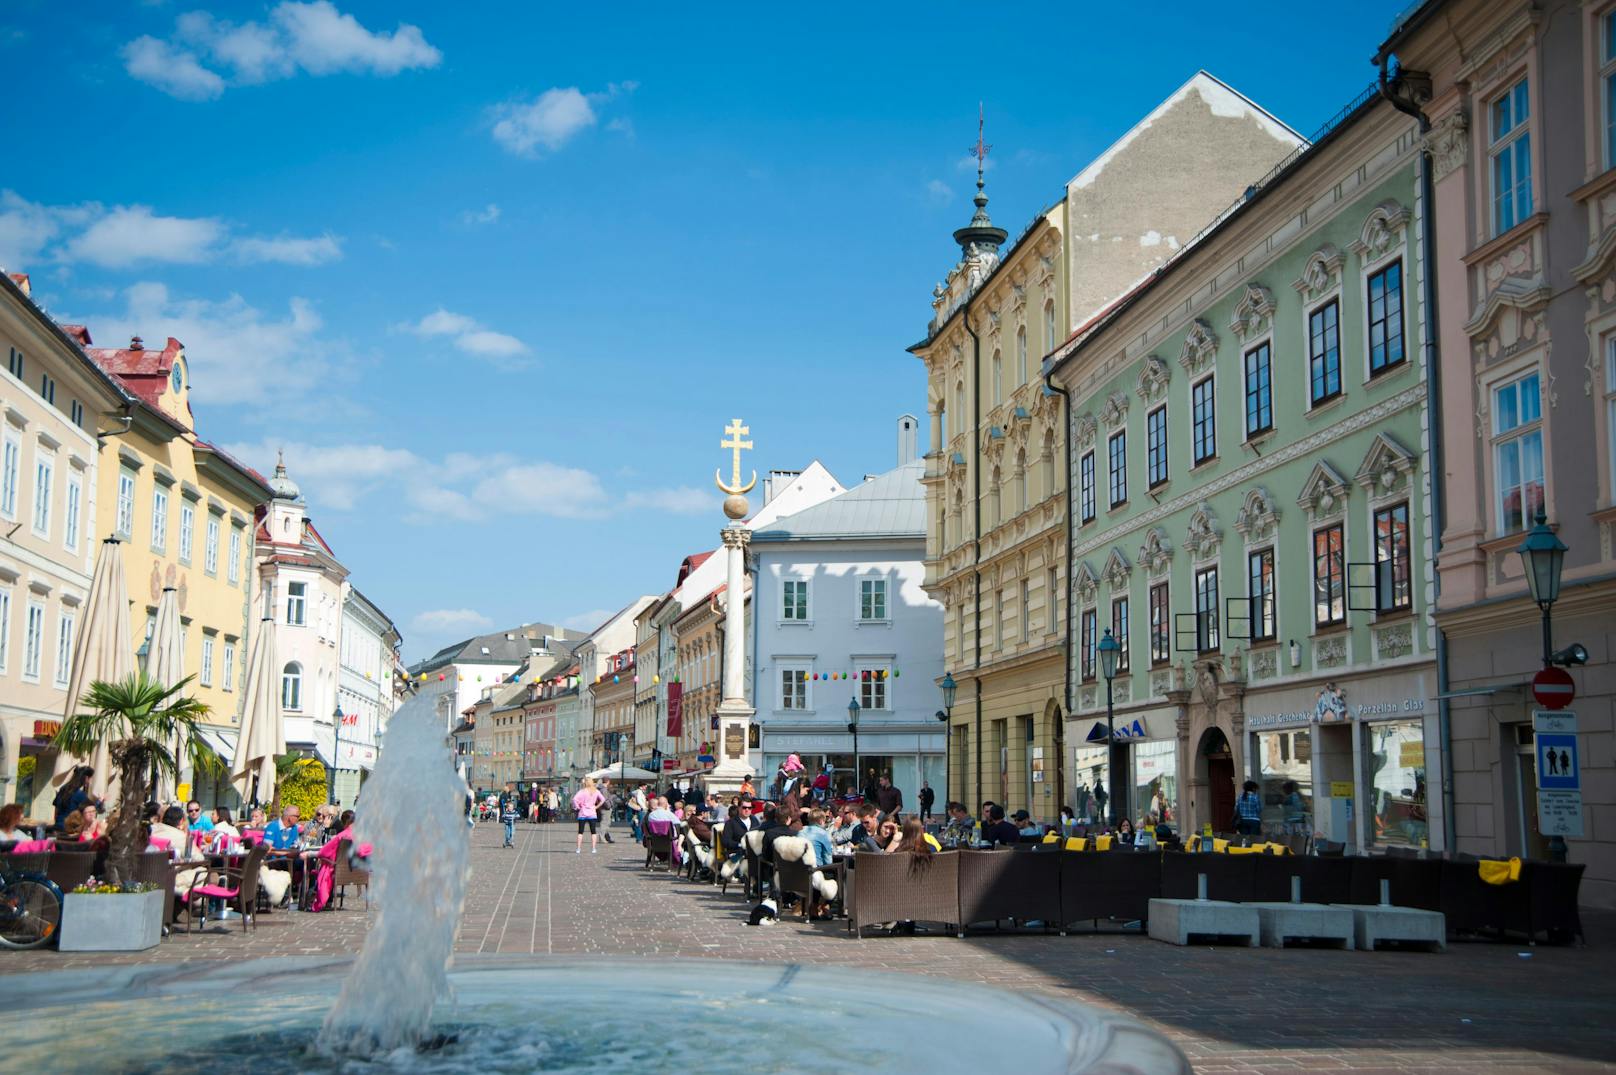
774;836;839;901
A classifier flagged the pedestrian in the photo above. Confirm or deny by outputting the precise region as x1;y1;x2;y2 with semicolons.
545;786;559;824
573;777;608;855
1281;781;1307;836
875;775;903;820
918;780;935;822
1234;780;1263;838
500;794;519;848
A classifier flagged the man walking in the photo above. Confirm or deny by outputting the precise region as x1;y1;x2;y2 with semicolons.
875;775;903;821
499;784;519;847
918;780;936;822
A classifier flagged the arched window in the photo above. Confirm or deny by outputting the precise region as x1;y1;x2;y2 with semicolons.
989;465;1002;529
1016;448;1029;513
1017;327;1028;385
1044;300;1056;351
991;350;1002;407
281;661;303;711
954;381;965;431
1043;429;1058;496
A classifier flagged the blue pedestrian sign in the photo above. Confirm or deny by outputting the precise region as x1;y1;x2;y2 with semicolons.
1537;734;1579;790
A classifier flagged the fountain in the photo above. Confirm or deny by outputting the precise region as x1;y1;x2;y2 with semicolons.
0;691;1191;1073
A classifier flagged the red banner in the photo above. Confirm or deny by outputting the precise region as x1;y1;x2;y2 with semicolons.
667;681;683;739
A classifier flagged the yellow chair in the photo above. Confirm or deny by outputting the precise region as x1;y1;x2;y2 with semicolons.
1042;832;1060;845
1226;844;1260;855
1094;835;1113;851
1064;837;1088;852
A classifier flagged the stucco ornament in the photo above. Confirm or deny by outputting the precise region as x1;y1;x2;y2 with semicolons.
1099;391;1130;429
1074;560;1099;605
1139;527;1175;578
1248;648;1277;681
1292;245;1344;301
1135;354;1171;403
1354;432;1417;496
1228;284;1276;340
1297;460;1351;522
1423;108;1469;182
1349;200;1411;261
1182;502;1222;560
1233;486;1281;541
1072;412;1098;450
1102;547;1132;590
1314;681;1348;720
1178;319;1218;375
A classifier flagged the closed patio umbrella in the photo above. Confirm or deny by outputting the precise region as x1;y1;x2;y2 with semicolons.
232;615;284;806
50;537;135;802
586;764;659;781
145;585;185;803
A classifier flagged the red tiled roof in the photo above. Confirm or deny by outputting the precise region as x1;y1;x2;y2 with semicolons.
7;273;29;296
677;550;713;586
59;324;92;346
87;336;182;410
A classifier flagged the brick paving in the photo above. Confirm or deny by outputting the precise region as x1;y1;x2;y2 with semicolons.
6;821;1615;1073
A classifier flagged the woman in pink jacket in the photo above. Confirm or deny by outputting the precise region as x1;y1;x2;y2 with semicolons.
573;777;607;855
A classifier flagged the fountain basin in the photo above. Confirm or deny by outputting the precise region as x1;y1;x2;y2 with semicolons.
0;955;1189;1073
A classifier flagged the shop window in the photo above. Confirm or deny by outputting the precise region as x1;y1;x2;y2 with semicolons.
1257;730;1312;838
1364;719;1428;847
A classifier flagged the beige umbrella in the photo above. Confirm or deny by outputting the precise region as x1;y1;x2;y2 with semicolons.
232;615;284;805
51;537;136;802
145;585;185;803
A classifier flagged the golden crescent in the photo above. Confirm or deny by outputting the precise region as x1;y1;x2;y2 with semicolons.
715;469;758;495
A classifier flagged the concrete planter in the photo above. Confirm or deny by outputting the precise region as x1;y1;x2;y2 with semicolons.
59;889;164;952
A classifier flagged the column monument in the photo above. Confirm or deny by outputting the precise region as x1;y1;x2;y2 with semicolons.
705;418;757;798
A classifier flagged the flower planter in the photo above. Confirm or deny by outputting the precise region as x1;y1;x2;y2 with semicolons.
59;889;164;952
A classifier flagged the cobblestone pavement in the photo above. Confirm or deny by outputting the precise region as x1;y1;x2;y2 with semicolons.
6;821;1615;1073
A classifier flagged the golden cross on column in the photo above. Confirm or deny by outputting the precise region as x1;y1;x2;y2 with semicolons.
715;417;757;495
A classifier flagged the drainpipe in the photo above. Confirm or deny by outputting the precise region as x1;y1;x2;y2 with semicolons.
965;305;984;808
1379;56;1453;852
1045;376;1074;816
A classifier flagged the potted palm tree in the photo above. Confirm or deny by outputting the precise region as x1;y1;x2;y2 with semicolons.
53;671;221;951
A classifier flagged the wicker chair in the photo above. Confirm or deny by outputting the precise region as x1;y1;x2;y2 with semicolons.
846;850;961;938
1161;849;1257;902
45;850;95;894
772;836;845;919
957;849;1061;932
643;821;674;872
331;839;370;909
181;845;268;934
131;852;179;932
1059;849;1161;930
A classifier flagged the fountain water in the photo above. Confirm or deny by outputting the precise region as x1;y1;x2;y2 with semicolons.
318;691;469;1056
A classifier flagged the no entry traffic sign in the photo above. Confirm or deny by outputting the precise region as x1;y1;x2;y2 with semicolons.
1532;666;1575;709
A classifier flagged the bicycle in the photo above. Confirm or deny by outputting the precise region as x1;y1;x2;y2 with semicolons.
0;860;62;949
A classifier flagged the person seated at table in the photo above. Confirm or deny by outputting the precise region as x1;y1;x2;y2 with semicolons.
1012;810;1043;839
246;806;268;830
645;797;679;829
982;804;1021;847
829;804;858;846
206;806;241;850
845;803;883;852
685;803;714;846
720;804;749;859
262;806;303;851
148;805;208;897
873;818;900;851
78;803;107;842
185;800;214;834
886;816;937;859
1114;817;1137;847
1058;805;1078;837
309;810;360;912
798;808;836;870
940;802;976;847
0;803;31;844
60;810;85;841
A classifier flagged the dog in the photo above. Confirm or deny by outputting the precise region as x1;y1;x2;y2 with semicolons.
747;897;778;926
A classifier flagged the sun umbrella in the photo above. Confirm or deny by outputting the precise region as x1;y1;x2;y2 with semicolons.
232;615;284;805
586;764;660;781
51;538;136;802
145;585;185;803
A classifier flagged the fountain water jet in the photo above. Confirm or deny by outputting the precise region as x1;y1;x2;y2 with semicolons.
317;692;469;1056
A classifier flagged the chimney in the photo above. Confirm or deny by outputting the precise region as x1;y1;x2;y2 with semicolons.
763;469;801;505
897;414;918;466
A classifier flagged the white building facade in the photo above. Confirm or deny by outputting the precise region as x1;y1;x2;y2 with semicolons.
337;586;401;805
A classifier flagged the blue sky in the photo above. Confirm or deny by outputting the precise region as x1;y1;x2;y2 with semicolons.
1;1;1408;659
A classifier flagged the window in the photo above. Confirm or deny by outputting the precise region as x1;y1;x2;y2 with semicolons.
228;528;242;585
1606;11;1616;169
1016;326;1028;385
1493;370;1544;533
1243;342;1273;437
1192;375;1216;465
64;473;80;553
859;578;887;621
782;579;809;621
1112;596;1130;673
0;587;9;673
1044;300;1056;351
150;487;167;552
5;348;20;379
1149;583;1170;664
179;503;194;563
200;637;215;687
53;611;73;688
1079;451;1096;523
23;602;44;681
779;668;808;710
993;589;1004;650
1247;547;1276;641
1608;338;1616;500
1147;406;1168;488
1367;261;1405;375
281;662;303;710
1313;523;1346;627
991;349;1002;406
1308;300;1341;405
39;374;54;405
1107;430;1127;507
859;668;887;710
222;642;235;692
1490;78;1532;234
70;400;83;429
0;429;18;518
204;516;220;575
31;451;52;538
116;470;135;537
1374;502;1413;613
1080;607;1097;681
287;581;307;626
1046;567;1059;636
1020;578;1031;641
1194;567;1220;652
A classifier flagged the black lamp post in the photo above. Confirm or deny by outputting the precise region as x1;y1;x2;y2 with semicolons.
936;672;956;806
330;702;344;806
847;696;861;800
1097;628;1122;830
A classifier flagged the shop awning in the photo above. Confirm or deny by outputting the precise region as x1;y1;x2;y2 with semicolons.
196;727;239;767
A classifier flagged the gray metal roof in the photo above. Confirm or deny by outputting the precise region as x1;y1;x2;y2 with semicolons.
752;460;927;542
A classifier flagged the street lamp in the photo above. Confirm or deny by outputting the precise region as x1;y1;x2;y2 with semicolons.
1097;628;1122;830
847;697;861;801
329;702;345;806
936;672;956;808
1516;508;1567;668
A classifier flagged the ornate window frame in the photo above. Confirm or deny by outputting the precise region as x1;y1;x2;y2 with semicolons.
1350;201;1413;386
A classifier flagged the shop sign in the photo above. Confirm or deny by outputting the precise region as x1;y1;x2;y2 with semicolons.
1399;741;1424;768
32;720;60;739
1329;781;1354;798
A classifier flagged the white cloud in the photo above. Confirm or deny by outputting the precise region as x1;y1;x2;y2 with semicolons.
122;35;226;100
68;206;223;267
404;307;531;367
0;190;90;267
924;179;952;206
561;610;612;633
461;203;500;226
411;608;493;634
955;153;996;174
231;233;342;264
78;281;350;407
126;2;440;99
622;486;711;515
473;462;608;518
491;87;596;156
